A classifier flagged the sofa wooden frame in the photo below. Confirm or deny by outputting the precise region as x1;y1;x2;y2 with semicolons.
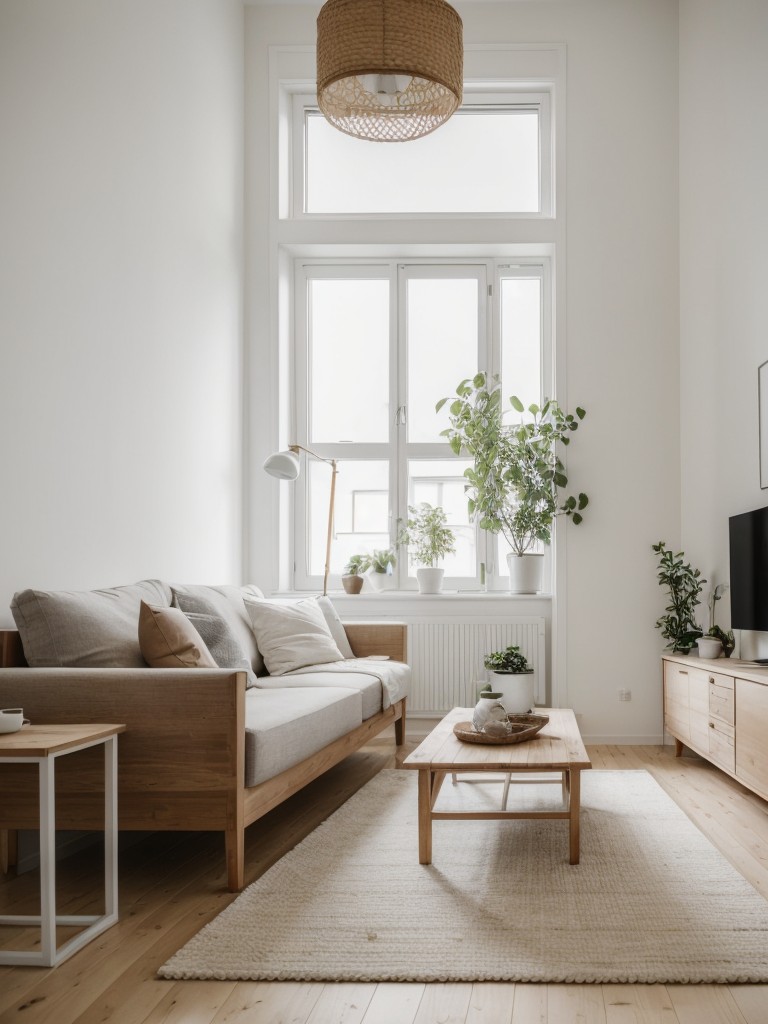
0;623;407;891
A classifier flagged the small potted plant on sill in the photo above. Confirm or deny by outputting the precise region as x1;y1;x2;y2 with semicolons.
483;644;535;713
341;554;369;595
365;547;397;592
397;503;456;594
652;541;706;654
438;372;588;594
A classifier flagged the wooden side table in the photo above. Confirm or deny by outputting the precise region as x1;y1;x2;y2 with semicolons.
0;723;126;966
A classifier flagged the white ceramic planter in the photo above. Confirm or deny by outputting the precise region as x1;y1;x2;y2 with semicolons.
416;567;444;594
490;670;535;713
696;637;723;659
507;552;544;594
366;571;395;592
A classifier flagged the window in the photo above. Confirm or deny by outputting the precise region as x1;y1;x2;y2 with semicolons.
294;93;551;217
292;260;549;591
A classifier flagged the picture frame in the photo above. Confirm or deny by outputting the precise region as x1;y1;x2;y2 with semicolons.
760;360;768;489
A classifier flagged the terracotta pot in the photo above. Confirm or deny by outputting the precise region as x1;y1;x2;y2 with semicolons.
341;575;364;595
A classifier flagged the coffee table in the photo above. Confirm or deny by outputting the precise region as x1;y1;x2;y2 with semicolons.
402;706;591;865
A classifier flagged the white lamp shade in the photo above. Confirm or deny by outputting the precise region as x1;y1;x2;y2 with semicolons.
263;450;301;480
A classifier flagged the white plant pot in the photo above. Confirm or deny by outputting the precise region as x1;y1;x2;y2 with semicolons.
416;567;444;594
366;571;395;592
507;552;544;594
490;671;535;714
696;637;723;659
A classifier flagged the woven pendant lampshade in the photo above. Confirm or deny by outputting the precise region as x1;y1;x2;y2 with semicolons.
316;0;463;143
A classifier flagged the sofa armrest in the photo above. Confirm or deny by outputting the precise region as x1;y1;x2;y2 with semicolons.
0;667;246;830
342;622;407;662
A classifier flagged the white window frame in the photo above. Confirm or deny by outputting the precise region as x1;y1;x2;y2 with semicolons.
291;257;551;593
290;89;553;220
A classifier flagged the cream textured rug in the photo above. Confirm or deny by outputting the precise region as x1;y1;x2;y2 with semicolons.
159;769;768;983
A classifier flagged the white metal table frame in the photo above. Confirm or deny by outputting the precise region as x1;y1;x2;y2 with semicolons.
0;731;120;967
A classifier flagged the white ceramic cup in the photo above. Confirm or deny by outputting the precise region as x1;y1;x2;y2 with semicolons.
0;708;30;734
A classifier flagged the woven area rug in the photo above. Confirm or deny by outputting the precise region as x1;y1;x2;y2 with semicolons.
159;769;768;983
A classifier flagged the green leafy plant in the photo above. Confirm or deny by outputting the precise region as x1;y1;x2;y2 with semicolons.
708;624;735;658
483;645;532;673
437;372;588;556
397;503;456;568
652;541;706;652
368;548;397;574
343;554;370;577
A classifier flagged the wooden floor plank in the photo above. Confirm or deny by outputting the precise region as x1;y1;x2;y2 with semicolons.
546;984;607;1024
666;985;749;1024
511;984;546;1023
139;980;238;1024
360;982;424;1024
602;984;679;1023
412;982;473;1024
211;981;324;1024
305;983;376;1024
465;982;515;1023
727;985;768;1024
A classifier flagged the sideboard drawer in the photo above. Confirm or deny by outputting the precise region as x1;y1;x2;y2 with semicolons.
709;682;735;725
709;718;735;774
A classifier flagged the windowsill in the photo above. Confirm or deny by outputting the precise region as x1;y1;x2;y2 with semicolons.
272;590;553;600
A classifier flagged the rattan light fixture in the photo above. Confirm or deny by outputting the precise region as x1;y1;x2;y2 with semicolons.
316;0;463;143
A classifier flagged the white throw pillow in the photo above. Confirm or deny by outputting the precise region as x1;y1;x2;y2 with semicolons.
316;596;355;659
243;597;344;675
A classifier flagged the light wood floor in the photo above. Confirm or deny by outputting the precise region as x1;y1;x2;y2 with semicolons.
2;742;768;1024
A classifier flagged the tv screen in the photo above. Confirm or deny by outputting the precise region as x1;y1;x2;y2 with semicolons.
729;505;768;632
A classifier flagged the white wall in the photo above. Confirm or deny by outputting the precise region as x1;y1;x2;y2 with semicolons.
679;0;768;652
245;1;681;741
0;0;244;622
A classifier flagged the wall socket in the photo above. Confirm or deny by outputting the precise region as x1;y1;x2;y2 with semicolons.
618;689;632;702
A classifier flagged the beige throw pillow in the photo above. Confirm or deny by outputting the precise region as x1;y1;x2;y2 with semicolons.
138;602;218;669
316;595;354;659
243;597;344;675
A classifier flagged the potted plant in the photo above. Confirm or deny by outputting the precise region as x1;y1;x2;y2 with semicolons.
701;582;735;657
483;644;535;713
365;547;397;592
342;554;369;595
652;541;706;654
438;373;588;594
397;503;456;594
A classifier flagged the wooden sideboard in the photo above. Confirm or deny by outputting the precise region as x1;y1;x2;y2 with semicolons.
663;654;768;800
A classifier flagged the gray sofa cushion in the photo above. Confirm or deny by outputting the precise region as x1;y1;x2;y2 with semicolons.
172;584;265;674
256;670;383;720
244;686;362;786
183;611;258;688
11;579;173;668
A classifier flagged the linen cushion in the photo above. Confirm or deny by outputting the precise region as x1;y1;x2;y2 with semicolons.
183;611;258;688
316;595;355;659
244;686;362;786
172;584;265;674
11;579;173;668
243;596;344;676
138;602;218;669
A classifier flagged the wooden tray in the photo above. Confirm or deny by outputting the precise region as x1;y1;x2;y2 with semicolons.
453;713;550;745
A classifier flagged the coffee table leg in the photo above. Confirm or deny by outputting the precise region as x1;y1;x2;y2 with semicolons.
569;769;581;865
418;770;433;865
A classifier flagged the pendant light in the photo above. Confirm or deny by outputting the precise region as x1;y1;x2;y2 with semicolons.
316;0;463;143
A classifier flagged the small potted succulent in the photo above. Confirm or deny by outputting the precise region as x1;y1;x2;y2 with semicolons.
366;547;397;592
342;554;369;595
483;644;535;713
397;502;456;594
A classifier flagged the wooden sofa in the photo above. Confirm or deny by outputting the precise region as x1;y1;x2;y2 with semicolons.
0;623;406;891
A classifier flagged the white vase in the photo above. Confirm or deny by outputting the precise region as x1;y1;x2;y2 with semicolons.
416;567;444;594
696;637;723;659
366;571;395;592
490;670;535;713
507;552;544;594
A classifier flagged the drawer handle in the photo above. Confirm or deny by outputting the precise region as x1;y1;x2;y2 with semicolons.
709;676;715;684
710;722;715;728
680;670;688;675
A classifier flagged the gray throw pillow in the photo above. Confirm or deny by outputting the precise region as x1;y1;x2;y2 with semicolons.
172;585;265;674
182;611;258;688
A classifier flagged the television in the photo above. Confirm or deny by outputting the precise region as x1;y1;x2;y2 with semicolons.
729;504;768;634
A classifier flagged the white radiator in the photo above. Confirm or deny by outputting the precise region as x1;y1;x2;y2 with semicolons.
407;617;547;715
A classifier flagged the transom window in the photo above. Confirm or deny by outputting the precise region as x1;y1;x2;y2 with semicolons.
292;260;549;591
292;93;551;217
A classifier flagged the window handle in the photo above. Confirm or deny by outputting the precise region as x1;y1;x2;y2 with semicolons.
395;405;407;426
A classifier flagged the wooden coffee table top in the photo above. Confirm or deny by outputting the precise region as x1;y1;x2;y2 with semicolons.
403;707;591;772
